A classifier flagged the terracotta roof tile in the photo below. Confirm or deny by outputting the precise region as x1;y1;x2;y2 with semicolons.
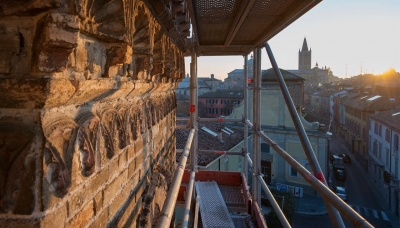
176;121;245;166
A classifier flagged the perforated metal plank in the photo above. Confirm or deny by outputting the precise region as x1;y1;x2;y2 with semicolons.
231;215;256;228
195;181;235;228
219;185;245;205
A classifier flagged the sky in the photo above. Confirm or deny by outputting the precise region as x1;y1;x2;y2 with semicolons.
184;0;400;80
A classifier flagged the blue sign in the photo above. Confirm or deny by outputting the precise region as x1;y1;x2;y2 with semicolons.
276;183;288;192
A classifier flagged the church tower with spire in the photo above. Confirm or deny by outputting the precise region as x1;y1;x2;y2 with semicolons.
298;37;311;70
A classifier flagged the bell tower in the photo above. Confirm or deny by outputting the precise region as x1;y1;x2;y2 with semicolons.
299;37;311;70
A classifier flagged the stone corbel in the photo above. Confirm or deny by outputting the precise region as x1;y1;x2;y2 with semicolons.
33;13;80;73
104;43;131;78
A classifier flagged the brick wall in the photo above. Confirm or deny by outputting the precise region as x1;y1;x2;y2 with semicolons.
0;0;189;227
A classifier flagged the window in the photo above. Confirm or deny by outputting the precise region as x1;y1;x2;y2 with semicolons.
395;134;399;151
378;142;382;159
261;143;270;153
261;166;269;183
362;127;366;139
385;129;390;142
369;136;372;148
289;159;300;177
213;108;218;114
184;90;187;95
379;125;382;137
386;148;390;166
373;140;377;156
290;165;298;177
208;108;212;114
374;122;378;135
303;160;312;173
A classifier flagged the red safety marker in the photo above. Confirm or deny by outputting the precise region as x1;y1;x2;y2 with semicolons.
305;173;314;181
217;118;224;122
315;172;326;183
248;79;253;83
190;105;195;113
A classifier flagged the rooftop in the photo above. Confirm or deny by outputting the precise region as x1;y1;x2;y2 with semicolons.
341;95;399;111
369;105;400;131
199;90;244;99
176;120;245;166
261;68;305;81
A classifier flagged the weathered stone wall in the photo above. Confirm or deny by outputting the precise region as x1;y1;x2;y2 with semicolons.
0;0;188;227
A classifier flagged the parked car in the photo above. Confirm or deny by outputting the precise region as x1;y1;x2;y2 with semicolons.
330;154;340;163
334;186;347;202
335;169;346;180
339;153;351;163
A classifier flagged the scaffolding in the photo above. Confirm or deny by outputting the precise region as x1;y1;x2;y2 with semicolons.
157;42;374;227
156;0;373;227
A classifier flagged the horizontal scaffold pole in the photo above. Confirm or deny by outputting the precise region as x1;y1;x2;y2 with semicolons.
198;117;243;123
198;150;242;155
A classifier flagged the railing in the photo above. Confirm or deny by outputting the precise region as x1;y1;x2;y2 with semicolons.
157;129;195;227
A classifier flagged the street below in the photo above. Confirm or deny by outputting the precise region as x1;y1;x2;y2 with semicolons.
293;132;397;228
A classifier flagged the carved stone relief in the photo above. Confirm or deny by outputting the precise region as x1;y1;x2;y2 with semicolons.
1;0;59;16
100;109;126;159
128;104;140;142
43;119;77;198
143;98;153;130
76;0;126;42
0;121;35;214
117;106;130;148
75;114;100;177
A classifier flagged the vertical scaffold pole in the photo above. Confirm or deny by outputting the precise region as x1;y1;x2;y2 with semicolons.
243;55;249;179
190;36;198;172
252;47;262;207
264;42;345;228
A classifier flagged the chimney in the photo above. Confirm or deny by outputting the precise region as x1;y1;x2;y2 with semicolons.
211;74;214;79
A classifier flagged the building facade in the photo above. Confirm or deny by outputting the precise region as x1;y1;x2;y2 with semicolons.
228;68;329;194
0;1;188;227
198;90;244;118
341;95;398;170
176;74;221;95
224;56;255;89
368;108;400;216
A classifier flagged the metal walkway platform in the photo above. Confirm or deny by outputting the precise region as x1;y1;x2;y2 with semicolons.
195;181;235;228
219;185;247;212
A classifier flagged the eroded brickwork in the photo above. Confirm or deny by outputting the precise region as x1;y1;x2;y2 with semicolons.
0;0;188;227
